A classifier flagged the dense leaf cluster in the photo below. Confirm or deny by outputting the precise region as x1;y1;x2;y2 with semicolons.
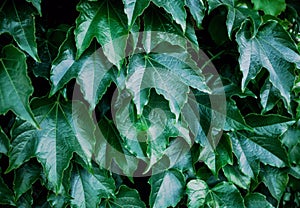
0;0;299;207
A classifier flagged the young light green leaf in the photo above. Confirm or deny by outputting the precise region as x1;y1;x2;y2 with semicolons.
230;132;288;178
186;179;209;208
251;0;286;16
100;185;146;208
0;0;40;61
126;53;210;120
206;182;245;208
223;164;251;189
122;0;150;27
151;0;186;31
261;165;289;202
149;169;185;208
236;21;300;107
14;163;41;200
8;98;96;193
244;193;274;208
75;0;129;68
26;0;42;16
70;164;115;208
0;45;38;128
50;28;115;110
0;127;9;155
185;0;206;28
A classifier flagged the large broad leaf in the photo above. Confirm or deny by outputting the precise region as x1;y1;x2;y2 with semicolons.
260;165;289;202
126;52;210;120
229;131;288;178
8;98;96;192
143;8;198;53
151;0;186;31
50;28;114;110
236;21;300;107
100;185;146;208
14;163;41;200
0;127;9;155
251;0;286;16
186;179;209;208
94;117;139;177
70;164;115;208
244;193;274;208
0;0;39;61
122;0;150;27
0;45;38;128
0;174;15;206
75;0;129;68
223;164;251;189
185;0;206;28
149;169;185;208
208;0;261;37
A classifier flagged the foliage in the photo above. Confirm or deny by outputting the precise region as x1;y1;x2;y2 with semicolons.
0;0;300;207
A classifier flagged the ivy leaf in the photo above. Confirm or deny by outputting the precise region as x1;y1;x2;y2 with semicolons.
70;164;115;208
47;193;69;208
16;191;33;208
0;0;40;62
208;0;261;37
186;179;209;208
0;45;38;128
244;193;274;208
8;98;96;193
26;0;42;16
149;169;185;208
100;185;146;208
236;21;300;107
206;182;245;208
0;174;15;206
122;0;150;27
251;0;286;16
14;162;41;200
230;131;288;178
50;28;114;110
75;0;129;68
260;79;283;113
0;127;9;155
126;53;210;120
185;0;206;28
151;0;186;31
282;127;300;165
143;8;198;53
223;164;251;189
260;165;289;201
94;117;139;177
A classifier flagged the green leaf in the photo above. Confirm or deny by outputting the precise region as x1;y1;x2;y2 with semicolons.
206;182;245;208
244;193;274;208
94;117;139;177
208;0;261;37
223;164;251;189
8;98;96;192
251;0;286;16
70;164;115;208
143;8;198;53
0;0;40;61
48;193;69;208
126;53;210;120
16;191;33;208
230;131;288;178
151;0;186;31
75;0;129;68
149;169;185;208
236;21;300;107
185;0;206;28
122;0;150;27
0;45;38;128
0;127;9;155
0;174;15;206
245;114;295;137
186;179;209;208
260;79;282;113
100;185;146;208
50;28;114;110
282;127;300;164
14;162;41;200
26;0;42;16
260;165;289;201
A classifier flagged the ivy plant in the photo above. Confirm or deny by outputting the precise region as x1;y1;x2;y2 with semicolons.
0;0;300;207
